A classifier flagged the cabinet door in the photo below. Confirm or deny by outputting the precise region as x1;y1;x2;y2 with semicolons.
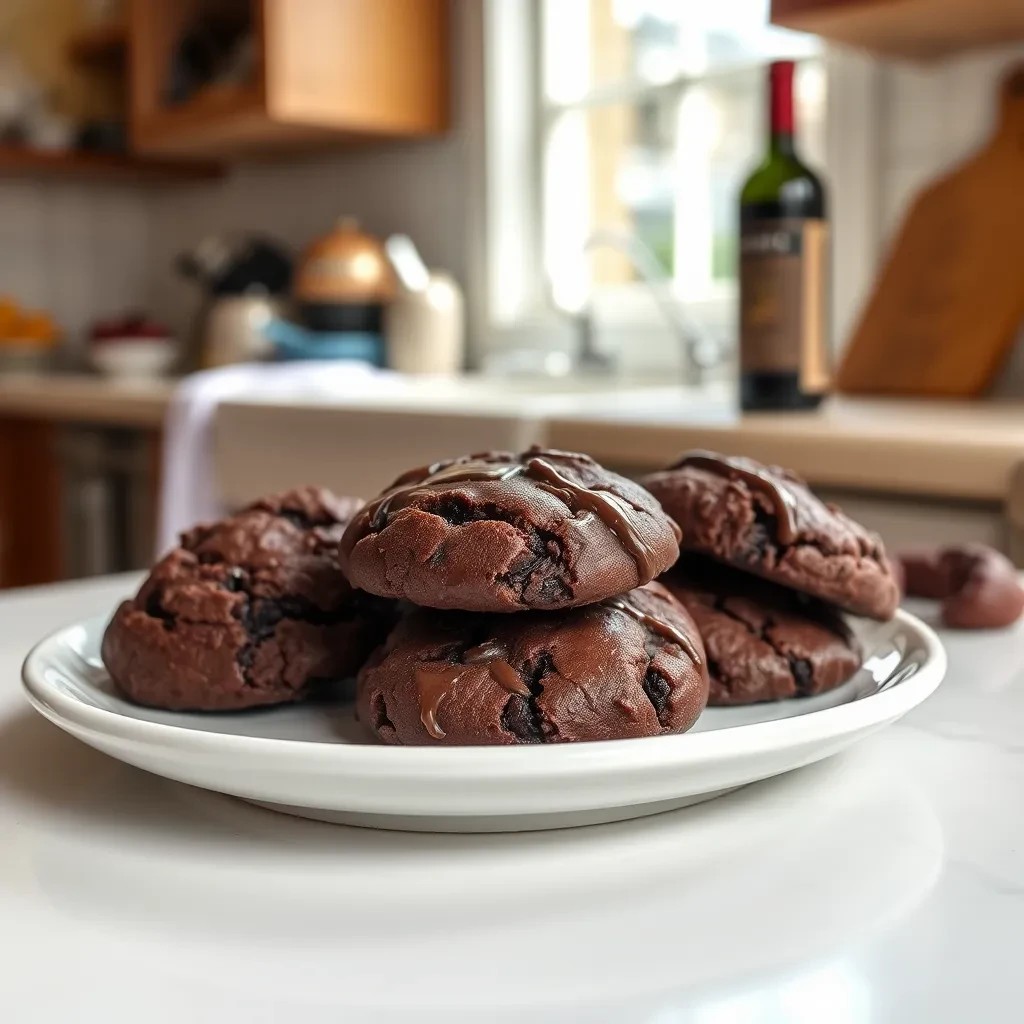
0;418;62;588
263;0;448;134
130;0;448;157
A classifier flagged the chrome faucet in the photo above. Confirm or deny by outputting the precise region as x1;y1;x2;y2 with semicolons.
573;229;723;380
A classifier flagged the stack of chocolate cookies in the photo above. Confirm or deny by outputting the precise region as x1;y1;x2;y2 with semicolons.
642;451;900;706
343;448;709;744
101;445;901;744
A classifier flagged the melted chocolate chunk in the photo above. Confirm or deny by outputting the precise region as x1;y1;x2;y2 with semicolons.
414;663;465;739
414;638;533;739
464;640;531;696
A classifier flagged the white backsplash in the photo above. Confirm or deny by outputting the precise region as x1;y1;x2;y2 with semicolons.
0;180;149;351
145;137;472;344
878;43;1024;233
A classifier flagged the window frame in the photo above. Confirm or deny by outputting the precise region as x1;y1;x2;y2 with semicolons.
478;0;883;368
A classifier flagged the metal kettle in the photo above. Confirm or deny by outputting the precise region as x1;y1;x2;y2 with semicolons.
293;217;395;332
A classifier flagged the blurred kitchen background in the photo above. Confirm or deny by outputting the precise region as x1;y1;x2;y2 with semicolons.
1;0;1023;590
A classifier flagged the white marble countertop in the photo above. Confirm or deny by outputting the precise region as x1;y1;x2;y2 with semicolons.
1;574;1022;1023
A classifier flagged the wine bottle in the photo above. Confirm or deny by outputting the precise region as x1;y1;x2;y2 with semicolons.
739;60;829;411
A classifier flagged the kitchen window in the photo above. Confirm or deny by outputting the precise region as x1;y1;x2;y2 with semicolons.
485;0;876;372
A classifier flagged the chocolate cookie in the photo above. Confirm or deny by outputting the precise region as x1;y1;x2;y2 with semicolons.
662;560;860;705
341;447;681;613
356;582;708;745
899;544;1024;629
102;487;394;711
642;451;899;620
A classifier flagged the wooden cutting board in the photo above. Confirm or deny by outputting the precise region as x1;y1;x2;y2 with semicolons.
837;64;1024;397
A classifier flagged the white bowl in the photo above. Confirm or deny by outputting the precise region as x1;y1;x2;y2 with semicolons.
89;338;176;380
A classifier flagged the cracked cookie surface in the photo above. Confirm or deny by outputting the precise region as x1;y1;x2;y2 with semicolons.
101;487;395;711
356;581;708;745
662;559;861;705
642;451;899;620
340;447;681;613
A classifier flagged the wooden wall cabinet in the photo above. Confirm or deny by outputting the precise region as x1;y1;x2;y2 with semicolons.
130;0;449;158
771;0;1024;62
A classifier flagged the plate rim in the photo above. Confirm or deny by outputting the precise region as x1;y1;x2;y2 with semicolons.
21;607;947;779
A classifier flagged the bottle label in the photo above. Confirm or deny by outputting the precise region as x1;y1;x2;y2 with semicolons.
739;218;829;392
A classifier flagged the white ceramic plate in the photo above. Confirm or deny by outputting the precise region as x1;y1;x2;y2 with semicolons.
22;609;945;833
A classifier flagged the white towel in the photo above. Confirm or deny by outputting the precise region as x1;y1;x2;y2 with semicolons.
157;361;399;554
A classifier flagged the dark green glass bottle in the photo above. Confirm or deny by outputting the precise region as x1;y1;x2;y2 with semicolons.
739;60;829;411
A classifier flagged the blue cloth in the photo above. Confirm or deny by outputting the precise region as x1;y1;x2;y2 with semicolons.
263;318;385;366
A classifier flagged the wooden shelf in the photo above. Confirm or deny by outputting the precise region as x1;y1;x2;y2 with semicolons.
0;147;222;184
133;85;403;158
771;0;1024;62
67;21;128;65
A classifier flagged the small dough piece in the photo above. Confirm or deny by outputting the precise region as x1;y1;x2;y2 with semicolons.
899;544;1024;629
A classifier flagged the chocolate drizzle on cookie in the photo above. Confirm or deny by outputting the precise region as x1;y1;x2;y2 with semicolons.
345;448;661;578
673;450;799;544
415;638;530;739
414;663;465;739
369;461;522;531
523;457;660;579
604;594;702;666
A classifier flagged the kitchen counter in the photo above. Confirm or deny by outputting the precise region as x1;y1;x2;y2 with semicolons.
2;573;1022;1022
3;373;1020;499
0;373;173;427
547;394;1024;502
215;380;1024;502
2;371;1020;500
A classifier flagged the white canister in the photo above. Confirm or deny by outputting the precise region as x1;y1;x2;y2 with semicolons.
384;272;464;375
202;295;284;368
